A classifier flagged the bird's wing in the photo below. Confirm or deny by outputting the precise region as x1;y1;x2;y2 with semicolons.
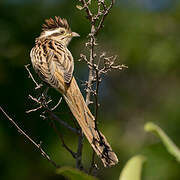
30;40;74;87
51;41;74;84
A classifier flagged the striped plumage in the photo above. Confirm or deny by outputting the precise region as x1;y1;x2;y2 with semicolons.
30;16;118;167
31;38;74;86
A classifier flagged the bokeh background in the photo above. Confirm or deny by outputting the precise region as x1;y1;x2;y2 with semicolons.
1;0;180;179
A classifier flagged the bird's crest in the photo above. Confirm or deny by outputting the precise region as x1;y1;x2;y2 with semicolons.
42;16;70;31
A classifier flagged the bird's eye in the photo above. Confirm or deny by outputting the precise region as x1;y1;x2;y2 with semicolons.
60;30;65;34
52;33;60;36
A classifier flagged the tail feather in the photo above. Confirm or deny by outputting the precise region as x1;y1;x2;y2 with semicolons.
55;72;118;167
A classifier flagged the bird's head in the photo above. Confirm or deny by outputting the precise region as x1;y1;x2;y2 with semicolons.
39;16;80;45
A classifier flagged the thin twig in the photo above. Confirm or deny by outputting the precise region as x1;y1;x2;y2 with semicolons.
0;106;59;168
79;0;93;20
25;64;42;89
27;94;79;134
51;97;62;111
95;0;115;36
26;105;42;113
77;0;122;173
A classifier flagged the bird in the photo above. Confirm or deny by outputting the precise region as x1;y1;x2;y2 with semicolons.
30;16;118;167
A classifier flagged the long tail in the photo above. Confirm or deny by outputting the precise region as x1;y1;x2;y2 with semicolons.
55;72;118;167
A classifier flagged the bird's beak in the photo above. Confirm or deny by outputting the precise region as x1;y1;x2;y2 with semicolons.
71;32;80;37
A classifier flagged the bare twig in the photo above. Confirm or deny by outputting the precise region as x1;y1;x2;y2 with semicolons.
25;64;42;89
27;94;79;134
0;106;59;168
77;0;126;173
78;0;93;20
51;97;62;111
95;0;115;36
26;105;42;113
76;2;97;170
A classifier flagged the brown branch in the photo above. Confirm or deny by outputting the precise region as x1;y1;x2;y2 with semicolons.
77;0;126;174
77;0;98;173
76;1;98;170
0;106;59;169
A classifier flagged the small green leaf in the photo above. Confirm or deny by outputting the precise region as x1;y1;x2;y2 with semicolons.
56;166;98;180
119;155;146;180
144;122;180;163
76;5;83;10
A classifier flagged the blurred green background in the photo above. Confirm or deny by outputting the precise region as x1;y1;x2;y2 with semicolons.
1;0;180;179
